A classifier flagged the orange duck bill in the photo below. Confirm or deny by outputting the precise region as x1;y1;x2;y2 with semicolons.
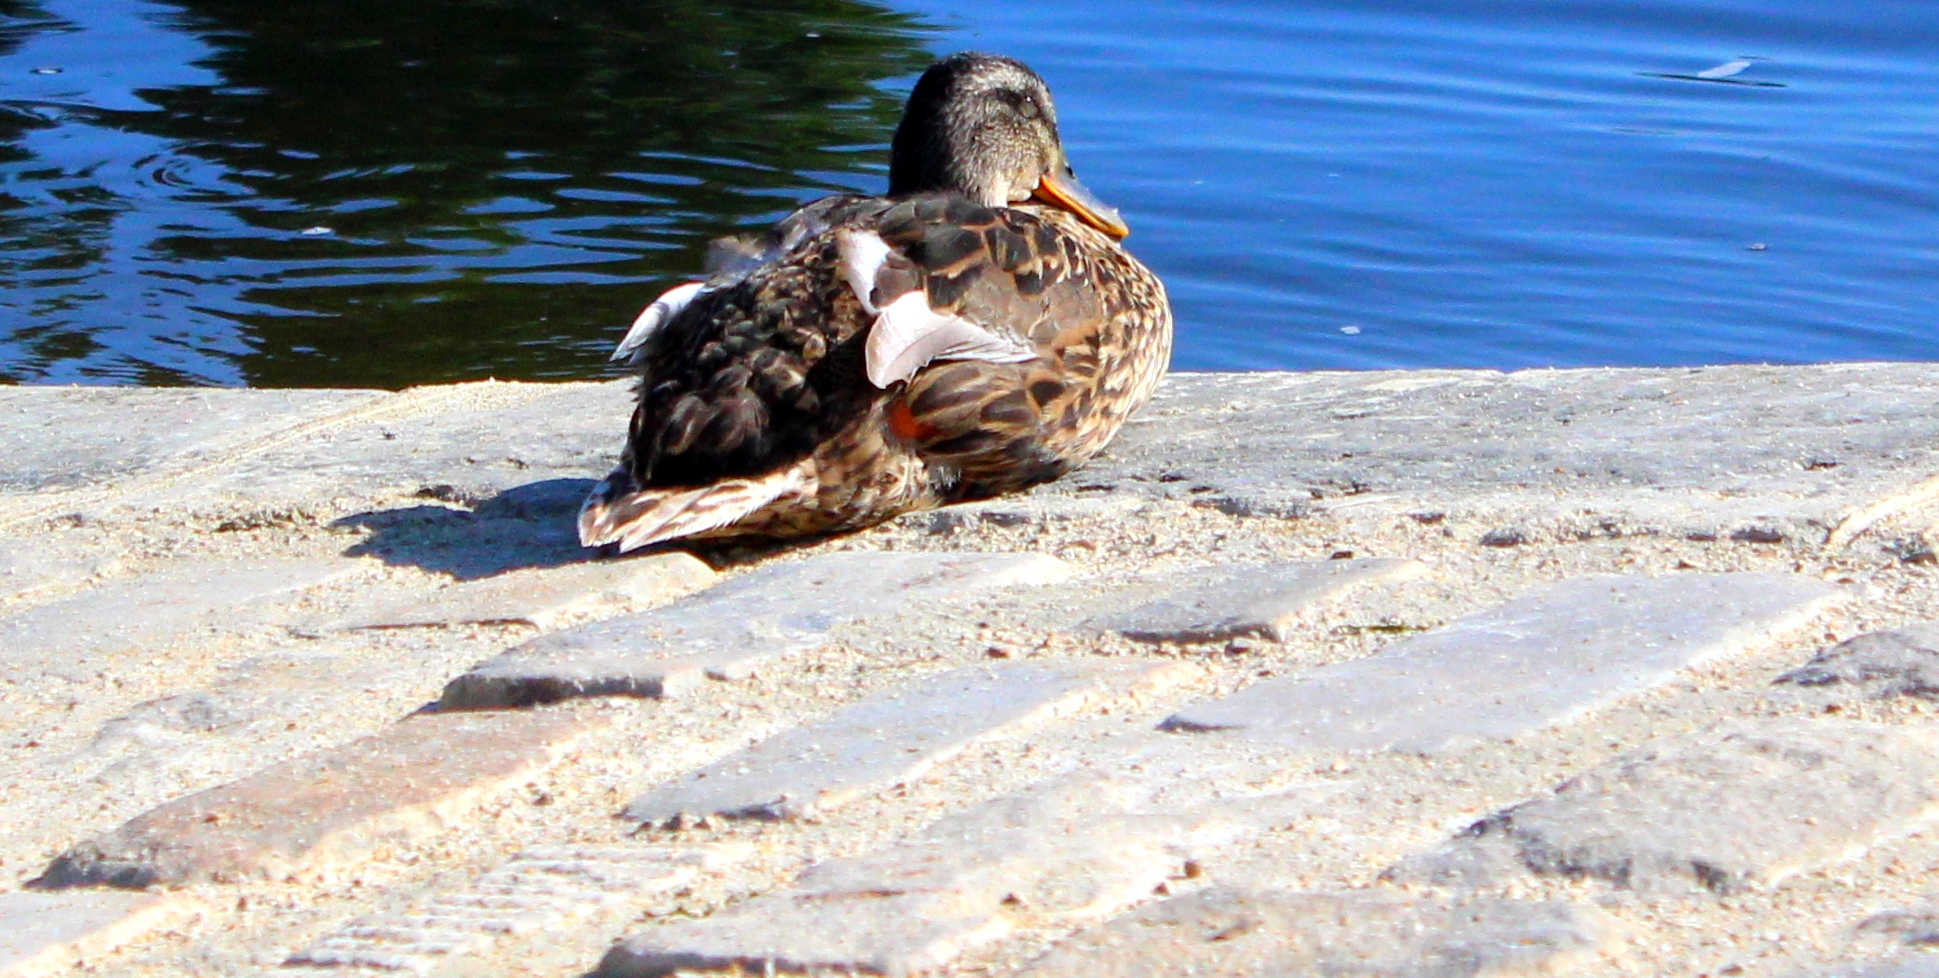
1031;168;1130;239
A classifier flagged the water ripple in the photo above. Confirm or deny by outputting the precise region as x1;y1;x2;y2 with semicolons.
1;0;1933;386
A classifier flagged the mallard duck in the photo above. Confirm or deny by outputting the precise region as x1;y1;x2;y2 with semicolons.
580;52;1172;552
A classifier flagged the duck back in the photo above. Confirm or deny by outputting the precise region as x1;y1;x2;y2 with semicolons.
583;192;1170;550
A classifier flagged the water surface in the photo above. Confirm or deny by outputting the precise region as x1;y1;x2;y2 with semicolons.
1;0;1933;386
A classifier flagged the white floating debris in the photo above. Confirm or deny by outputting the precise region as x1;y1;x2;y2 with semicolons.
31;67;62;75
300;226;333;236
1340;325;1362;335
1696;59;1752;80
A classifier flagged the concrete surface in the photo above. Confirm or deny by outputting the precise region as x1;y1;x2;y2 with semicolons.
0;364;1936;978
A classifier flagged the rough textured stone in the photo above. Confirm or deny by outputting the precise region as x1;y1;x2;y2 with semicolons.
0;541;119;605
0;387;381;499
600;775;1221;977
1858;902;1939;946
1086;558;1424;642
1058;365;1939;540
64;644;446;803
0;557;364;697
320;552;716;631
6;369;1938;978
919;490;1150;532
0;891;194;978
627;660;1192;824
1163;573;1839;754
19;365;1939;543
124;381;630;515
441;552;1072;709
36;706;601;888
1020;888;1622;978
289;844;748;974
1787;957;1939;978
1388;719;1939;896
1777;624;1939;700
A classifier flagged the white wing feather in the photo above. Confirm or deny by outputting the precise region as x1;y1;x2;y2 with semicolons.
611;281;706;363
835;229;893;315
864;292;1037;388
626;228;1037;387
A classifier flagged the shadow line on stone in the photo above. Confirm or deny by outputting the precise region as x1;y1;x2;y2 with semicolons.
333;478;598;579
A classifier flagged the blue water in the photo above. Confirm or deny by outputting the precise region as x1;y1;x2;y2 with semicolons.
1;0;1934;386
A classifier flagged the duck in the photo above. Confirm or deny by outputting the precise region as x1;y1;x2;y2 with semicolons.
579;52;1172;552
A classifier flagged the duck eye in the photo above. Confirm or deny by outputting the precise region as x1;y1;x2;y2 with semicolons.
1018;97;1040;120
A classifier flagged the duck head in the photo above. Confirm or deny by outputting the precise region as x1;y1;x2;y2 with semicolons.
889;52;1130;239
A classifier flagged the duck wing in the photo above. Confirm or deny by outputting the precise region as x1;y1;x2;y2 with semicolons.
582;197;901;549
582;193;1170;549
610;195;890;366
843;195;1172;497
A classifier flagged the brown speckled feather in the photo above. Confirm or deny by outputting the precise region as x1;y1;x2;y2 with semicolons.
579;192;1170;550
886;198;1171;497
579;53;1172;551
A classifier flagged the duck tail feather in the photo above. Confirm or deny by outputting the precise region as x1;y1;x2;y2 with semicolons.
577;464;815;552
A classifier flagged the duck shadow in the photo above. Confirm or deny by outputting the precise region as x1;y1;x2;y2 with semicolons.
334;478;601;580
336;477;872;579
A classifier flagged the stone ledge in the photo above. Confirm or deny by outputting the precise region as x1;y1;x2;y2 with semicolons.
5;365;1936;543
4;364;1939;978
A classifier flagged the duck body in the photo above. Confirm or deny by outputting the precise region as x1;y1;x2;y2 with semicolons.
580;54;1172;551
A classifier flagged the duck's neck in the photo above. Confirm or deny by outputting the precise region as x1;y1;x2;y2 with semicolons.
888;121;992;203
888;96;1023;207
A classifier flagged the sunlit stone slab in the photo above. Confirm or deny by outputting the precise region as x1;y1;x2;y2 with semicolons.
0;386;382;498
127;381;631;513
0;557;363;695
1163;573;1838;754
1020;889;1622;978
626;659;1192;824
0;891;195;978
38;706;602;888
289;844;749;974
1057;364;1939;540
1087;557;1424;642
321;552;716;631
1388;719;1939;896
600;775;1214;977
440;551;1071;709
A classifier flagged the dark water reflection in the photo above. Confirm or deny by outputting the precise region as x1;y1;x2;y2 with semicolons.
2;0;1935;386
0;0;933;385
